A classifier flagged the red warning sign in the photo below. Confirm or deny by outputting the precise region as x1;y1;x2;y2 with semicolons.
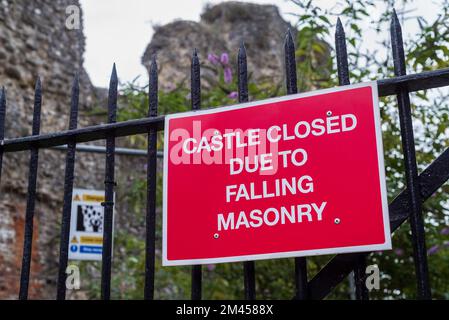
163;82;391;266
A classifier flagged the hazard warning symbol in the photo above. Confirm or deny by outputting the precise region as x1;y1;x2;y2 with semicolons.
68;189;115;261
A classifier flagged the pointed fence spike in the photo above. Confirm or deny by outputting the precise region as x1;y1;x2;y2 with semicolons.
73;71;80;84
149;55;158;117
390;9;406;76
32;77;42;136
284;29;297;94
390;8;402;36
0;86;6;140
286;28;294;40
151;53;157;66
35;77;41;95
106;64;118;124
392;7;399;20
336;17;344;34
110;63;118;84
191;49;201;111
0;85;5;186
238;41;248;103
239;41;247;56
69;74;80;131
335;17;350;85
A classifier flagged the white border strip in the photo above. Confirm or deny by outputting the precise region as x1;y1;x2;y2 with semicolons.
163;81;391;266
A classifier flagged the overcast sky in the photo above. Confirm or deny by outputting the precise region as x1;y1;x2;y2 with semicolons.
79;0;438;88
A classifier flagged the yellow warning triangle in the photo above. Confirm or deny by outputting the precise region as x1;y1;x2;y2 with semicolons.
74;195;81;201
71;236;78;244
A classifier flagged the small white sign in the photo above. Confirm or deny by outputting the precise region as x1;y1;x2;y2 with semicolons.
68;188;113;261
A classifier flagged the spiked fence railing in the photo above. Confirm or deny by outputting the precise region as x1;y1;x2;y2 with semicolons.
0;10;449;300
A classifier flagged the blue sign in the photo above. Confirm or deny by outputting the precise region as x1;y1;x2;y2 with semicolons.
80;246;102;254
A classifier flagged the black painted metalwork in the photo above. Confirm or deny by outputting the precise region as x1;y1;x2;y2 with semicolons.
390;9;431;299
144;55;158;300
335;18;369;300
308;145;449;299
56;74;80;300
19;78;42;300
190;49;202;301
238;42;256;300
285;29;308;300
285;29;298;95
0;88;6;185
100;64;118;300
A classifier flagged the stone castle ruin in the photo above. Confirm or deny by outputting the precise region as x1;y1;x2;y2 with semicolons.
142;1;294;91
0;1;300;299
0;0;117;299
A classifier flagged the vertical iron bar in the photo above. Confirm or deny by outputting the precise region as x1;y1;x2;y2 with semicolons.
335;18;369;300
190;49;202;301
353;256;368;300
238;42;256;300
101;64;118;300
390;9;431;299
144;55;158;300
285;29;308;300
0;88;6;185
19;78;42;300
56;74;79;300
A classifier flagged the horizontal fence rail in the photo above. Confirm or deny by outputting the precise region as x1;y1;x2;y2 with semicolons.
0;9;448;300
49;144;159;157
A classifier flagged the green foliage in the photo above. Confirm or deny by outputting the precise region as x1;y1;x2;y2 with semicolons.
81;0;449;299
290;0;449;299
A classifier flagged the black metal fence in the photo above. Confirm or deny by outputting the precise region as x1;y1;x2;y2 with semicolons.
1;10;449;300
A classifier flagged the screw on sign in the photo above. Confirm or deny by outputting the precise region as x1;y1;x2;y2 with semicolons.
163;82;391;265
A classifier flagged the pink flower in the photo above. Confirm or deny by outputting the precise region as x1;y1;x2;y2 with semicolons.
428;245;440;256
440;227;449;235
206;264;216;271
220;53;229;65
224;67;232;84
228;91;238;99
208;53;219;65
